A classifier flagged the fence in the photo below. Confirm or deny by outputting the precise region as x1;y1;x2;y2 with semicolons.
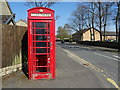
0;24;28;76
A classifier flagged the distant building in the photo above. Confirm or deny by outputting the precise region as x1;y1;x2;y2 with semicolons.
0;0;16;25
72;28;100;41
72;28;117;41
101;31;116;41
16;19;27;27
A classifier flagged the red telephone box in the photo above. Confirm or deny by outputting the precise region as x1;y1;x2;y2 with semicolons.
27;7;56;79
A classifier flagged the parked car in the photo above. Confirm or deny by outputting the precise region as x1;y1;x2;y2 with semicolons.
61;40;65;43
105;39;116;42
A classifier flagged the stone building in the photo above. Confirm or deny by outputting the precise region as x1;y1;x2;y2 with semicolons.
72;28;116;41
0;0;16;25
102;31;116;41
72;28;100;41
16;19;27;27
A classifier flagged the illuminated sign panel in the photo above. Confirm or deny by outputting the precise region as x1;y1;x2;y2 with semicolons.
31;13;51;17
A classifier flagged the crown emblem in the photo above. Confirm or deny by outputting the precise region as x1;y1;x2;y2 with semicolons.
39;9;43;12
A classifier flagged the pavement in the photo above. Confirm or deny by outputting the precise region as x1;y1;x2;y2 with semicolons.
2;45;114;88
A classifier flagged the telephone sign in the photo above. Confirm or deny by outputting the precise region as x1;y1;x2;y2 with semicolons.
27;7;56;79
31;13;51;17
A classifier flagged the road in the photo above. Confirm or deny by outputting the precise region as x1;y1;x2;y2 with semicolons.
2;45;112;88
57;42;119;87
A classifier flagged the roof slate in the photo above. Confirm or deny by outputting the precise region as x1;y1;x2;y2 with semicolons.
0;15;11;23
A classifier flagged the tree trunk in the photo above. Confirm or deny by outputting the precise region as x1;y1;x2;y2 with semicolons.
118;2;120;52
98;2;102;41
91;16;95;41
87;11;92;41
91;3;95;41
103;24;106;41
103;5;108;41
78;24;81;41
116;2;120;42
116;18;118;42
118;18;120;53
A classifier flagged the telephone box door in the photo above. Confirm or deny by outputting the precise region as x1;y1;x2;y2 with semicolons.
29;20;55;79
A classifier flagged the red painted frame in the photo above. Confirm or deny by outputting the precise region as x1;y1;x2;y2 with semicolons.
27;7;56;79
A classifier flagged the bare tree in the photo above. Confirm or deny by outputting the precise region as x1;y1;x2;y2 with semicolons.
79;3;97;41
91;2;114;41
118;2;120;46
103;3;108;41
69;2;116;42
91;2;96;41
63;24;72;36
102;2;114;41
70;4;88;31
25;0;56;8
84;3;97;41
69;4;88;41
115;2;120;42
98;2;102;41
69;3;99;41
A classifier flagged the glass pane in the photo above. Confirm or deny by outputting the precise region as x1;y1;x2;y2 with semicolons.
32;48;47;53
36;55;47;65
48;29;50;34
36;67;47;72
36;22;46;28
32;22;34;27
48;36;50;41
36;36;47;41
48;48;50;53
32;49;36;53
48;23;50;28
32;29;35;34
36;42;46;47
32;36;35;40
33;42;51;47
48;42;50;47
36;29;47;34
33;42;36;47
36;48;47;53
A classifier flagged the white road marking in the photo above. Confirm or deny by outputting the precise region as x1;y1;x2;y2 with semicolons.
113;55;120;59
94;53;119;62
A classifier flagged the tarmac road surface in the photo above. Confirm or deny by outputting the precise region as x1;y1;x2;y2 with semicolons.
57;42;119;88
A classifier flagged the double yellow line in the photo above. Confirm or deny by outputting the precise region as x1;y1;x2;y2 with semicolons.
62;48;119;89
